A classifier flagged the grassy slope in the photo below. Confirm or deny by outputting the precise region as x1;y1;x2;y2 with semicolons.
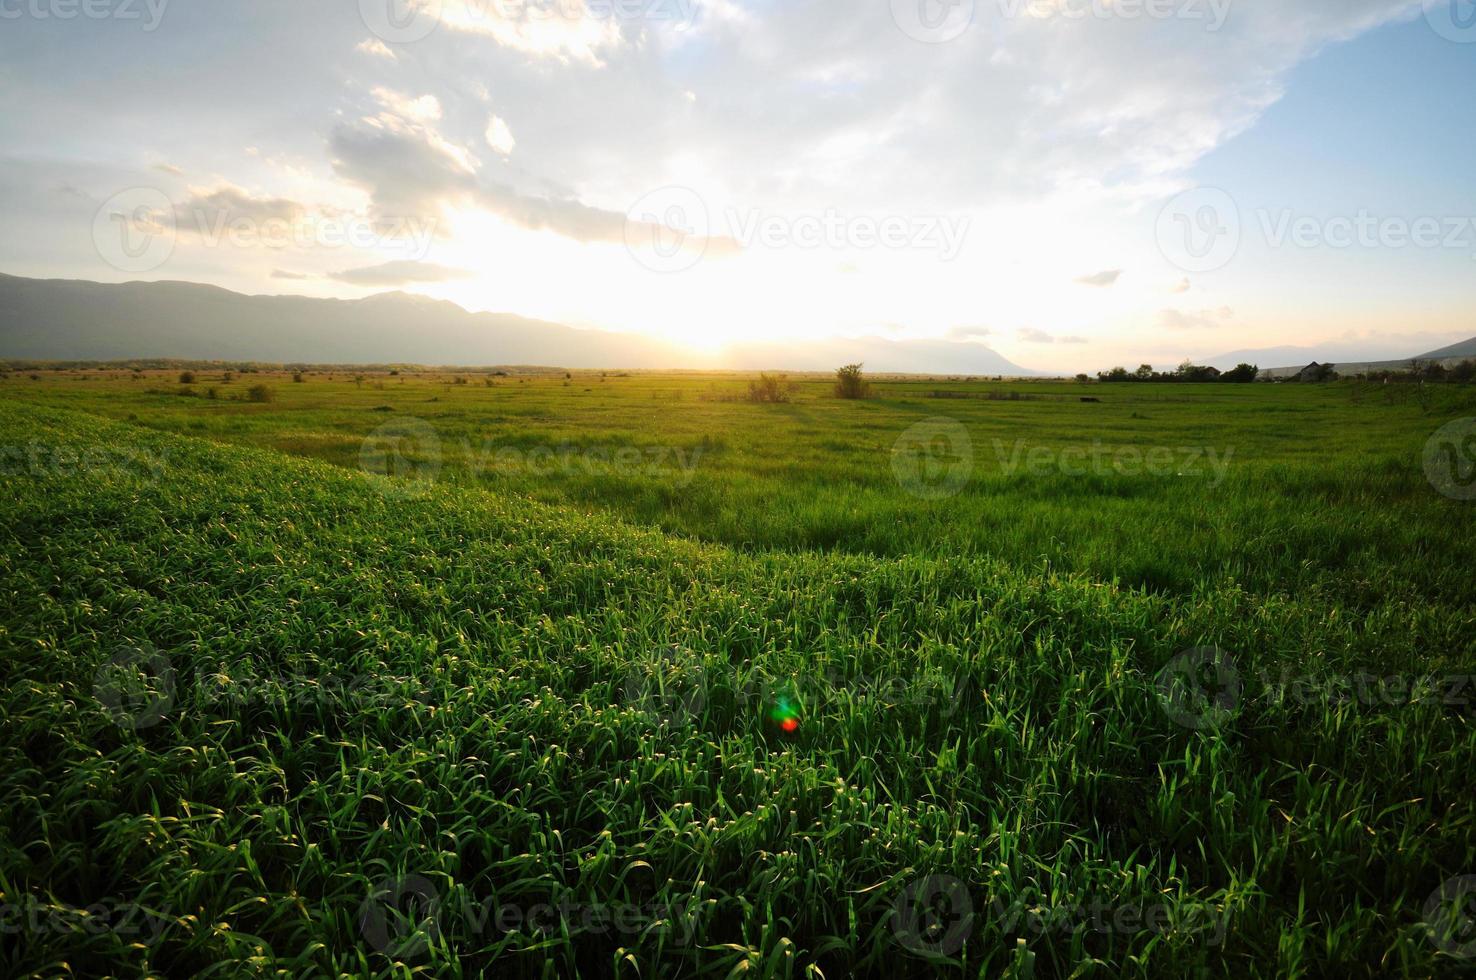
2;402;1474;977
6;373;1476;608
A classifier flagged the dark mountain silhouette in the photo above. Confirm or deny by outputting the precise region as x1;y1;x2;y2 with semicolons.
0;273;1036;375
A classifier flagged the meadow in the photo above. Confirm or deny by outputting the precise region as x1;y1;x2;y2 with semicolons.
1;368;1474;977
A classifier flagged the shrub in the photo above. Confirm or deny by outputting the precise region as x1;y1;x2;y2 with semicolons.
833;363;871;399
747;373;796;403
292;372;305;383
179;371;195;384
247;384;274;403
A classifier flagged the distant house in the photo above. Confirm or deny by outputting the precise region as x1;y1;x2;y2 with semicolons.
1296;362;1336;382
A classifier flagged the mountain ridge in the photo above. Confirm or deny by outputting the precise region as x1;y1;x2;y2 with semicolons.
0;272;1037;376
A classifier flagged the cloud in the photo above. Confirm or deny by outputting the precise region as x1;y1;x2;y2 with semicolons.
356;37;396;60
173;186;305;234
1159;306;1235;331
329;111;480;226
154;163;184;177
947;324;993;341
328;260;473;286
485;115;516;157
271;269;311;280
1075;269;1122;288
1170;277;1191;294
371;87;443;124
434;0;624;66
1017;328;1089;345
331;101;741;253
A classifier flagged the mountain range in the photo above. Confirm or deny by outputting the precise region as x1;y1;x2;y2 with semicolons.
2;273;1470;376
0;273;1034;376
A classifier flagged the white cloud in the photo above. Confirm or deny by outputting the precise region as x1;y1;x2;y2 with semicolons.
1075;269;1122;287
372;88;443;124
356;37;396;60
485;115;516;157
434;0;624;66
1159;306;1235;331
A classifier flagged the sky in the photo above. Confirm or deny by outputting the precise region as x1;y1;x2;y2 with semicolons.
1;0;1473;373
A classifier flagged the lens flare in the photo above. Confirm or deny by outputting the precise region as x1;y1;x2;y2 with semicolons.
769;693;801;733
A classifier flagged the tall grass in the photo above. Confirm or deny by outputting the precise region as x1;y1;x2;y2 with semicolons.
0;401;1472;976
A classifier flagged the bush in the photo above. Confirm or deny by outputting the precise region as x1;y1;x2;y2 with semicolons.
179;371;195;384
833;363;871;399
292;372;305;383
747;373;796;403
247;384;274;403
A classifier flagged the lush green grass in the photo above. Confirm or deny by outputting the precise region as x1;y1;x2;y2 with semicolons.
1;375;1474;977
6;370;1476;606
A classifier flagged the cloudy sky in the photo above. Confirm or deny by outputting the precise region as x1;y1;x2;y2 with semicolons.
1;0;1473;371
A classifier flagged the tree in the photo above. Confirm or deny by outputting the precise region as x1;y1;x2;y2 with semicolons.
833;363;871;399
1222;363;1259;383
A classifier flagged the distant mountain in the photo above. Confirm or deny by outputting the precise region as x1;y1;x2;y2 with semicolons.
0;273;685;367
1415;336;1476;361
1201;342;1431;373
1203;336;1476;376
723;336;1035;376
0;273;1037;375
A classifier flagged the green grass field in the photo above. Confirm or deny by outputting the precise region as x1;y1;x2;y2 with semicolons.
2;370;1474;977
